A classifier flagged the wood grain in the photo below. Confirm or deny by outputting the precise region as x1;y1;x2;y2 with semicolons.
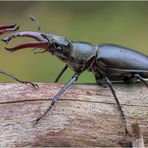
0;83;148;147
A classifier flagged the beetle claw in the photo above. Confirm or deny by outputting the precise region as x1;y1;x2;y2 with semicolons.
2;31;51;52
0;24;19;35
0;24;16;30
4;41;49;52
2;31;46;43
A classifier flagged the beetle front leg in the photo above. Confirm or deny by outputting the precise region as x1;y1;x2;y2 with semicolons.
33;74;79;126
54;64;68;83
0;70;39;89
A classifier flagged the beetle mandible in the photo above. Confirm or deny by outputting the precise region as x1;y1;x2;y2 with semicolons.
0;24;38;88
3;31;148;136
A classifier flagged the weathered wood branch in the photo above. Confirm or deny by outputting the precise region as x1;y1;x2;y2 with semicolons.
0;83;148;147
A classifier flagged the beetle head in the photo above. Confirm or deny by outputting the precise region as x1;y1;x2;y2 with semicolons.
41;33;73;60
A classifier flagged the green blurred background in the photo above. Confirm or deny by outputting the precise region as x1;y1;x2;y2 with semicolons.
1;1;148;83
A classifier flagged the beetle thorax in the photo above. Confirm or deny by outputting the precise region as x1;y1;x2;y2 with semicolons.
66;41;96;73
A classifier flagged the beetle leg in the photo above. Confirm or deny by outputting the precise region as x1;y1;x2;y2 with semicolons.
0;70;39;89
54;65;68;83
95;72;108;88
96;79;108;88
135;74;148;88
33;74;79;126
104;77;132;137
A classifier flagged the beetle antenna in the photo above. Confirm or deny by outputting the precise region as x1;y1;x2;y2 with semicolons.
29;15;41;31
29;15;42;52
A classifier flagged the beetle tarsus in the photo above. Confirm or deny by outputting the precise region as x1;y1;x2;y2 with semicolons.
54;64;68;83
135;74;148;88
16;79;39;89
33;74;79;125
12;76;39;89
33;100;55;127
104;77;131;137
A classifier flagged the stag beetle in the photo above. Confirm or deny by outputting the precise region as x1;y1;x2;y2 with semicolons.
2;31;148;136
0;24;38;88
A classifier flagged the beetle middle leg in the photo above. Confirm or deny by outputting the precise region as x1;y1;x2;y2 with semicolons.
33;73;79;126
97;77;131;137
54;64;68;83
0;70;39;89
123;74;137;85
123;73;148;87
95;71;108;88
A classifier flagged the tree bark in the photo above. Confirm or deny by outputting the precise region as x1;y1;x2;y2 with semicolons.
0;83;147;147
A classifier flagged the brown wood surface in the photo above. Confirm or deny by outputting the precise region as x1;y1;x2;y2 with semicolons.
0;82;148;147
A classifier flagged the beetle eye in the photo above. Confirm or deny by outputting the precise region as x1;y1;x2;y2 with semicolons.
54;43;63;51
57;46;62;50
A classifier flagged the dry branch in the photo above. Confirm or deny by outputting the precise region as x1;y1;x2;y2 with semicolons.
0;83;148;147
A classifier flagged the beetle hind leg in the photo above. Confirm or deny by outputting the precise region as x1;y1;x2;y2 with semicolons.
135;74;148;88
96;77;132;137
96;79;108;88
95;73;108;88
122;74;137;85
105;77;132;137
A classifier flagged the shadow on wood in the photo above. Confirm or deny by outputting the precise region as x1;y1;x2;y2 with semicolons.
0;83;148;147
